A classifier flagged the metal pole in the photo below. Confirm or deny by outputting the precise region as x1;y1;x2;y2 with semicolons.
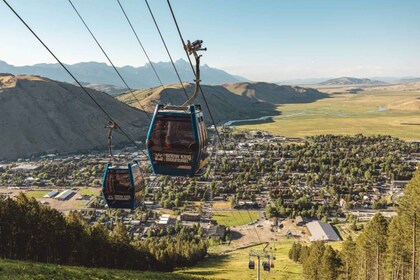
257;255;261;280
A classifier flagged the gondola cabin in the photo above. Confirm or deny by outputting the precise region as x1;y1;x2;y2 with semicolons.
248;260;255;269
102;162;144;209
262;261;271;272
146;104;209;176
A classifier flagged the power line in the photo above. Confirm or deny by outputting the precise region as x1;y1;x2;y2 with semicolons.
144;0;189;101
166;0;228;155
2;0;147;157
67;0;151;121
116;0;166;90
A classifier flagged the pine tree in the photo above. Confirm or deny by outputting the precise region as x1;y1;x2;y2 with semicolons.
355;213;388;280
320;245;341;280
303;241;326;279
341;236;356;280
396;169;420;280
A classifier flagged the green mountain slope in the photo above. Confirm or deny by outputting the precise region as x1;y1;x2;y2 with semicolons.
0;258;202;280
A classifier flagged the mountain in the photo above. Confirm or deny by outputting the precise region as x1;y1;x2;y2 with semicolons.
319;77;387;86
79;82;126;95
223;82;328;104
0;74;148;160
0;74;325;159
117;82;328;124
398;77;420;83
0;60;249;89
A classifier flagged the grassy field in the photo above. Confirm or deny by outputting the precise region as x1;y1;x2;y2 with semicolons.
78;187;100;196
240;89;420;140
178;240;303;280
0;258;202;280
25;190;48;199
212;201;231;210
212;211;260;227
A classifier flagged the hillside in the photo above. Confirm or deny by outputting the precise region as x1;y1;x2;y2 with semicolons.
224;82;328;104
319;77;387;85
117;82;327;124
0;258;200;280
0;74;148;160
0;59;248;89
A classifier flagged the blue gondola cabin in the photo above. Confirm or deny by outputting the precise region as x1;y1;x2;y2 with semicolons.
146;104;209;176
101;162;144;209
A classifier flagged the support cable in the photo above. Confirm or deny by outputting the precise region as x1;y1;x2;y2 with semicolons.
3;0;148;157
116;0;166;90
68;0;151;121
144;0;189;101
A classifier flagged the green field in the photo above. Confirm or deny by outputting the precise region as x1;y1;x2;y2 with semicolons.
78;188;100;196
241;89;420;140
0;258;201;280
178;240;303;280
25;190;48;199
212;211;260;227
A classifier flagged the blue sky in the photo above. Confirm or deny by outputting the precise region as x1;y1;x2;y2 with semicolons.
1;0;419;81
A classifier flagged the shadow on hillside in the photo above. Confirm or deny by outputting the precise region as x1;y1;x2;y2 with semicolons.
180;254;231;276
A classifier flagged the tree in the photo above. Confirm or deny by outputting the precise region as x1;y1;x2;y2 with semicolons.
355;213;388;280
394;169;420;280
340;236;356;280
303;241;326;279
319;245;341;280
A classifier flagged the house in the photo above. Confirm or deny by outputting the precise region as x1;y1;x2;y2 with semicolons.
205;224;226;239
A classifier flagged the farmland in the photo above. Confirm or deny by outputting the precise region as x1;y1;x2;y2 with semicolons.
241;86;420;140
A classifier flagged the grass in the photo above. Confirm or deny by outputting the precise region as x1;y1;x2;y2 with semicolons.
177;240;303;280
212;201;231;210
240;89;420;140
78;188;100;197
25;190;48;199
212;211;260;227
0;258;202;280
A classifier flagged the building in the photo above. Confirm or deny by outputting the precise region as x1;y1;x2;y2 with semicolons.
43;190;59;198
55;190;74;201
306;221;341;242
180;213;201;222
205;224;226;239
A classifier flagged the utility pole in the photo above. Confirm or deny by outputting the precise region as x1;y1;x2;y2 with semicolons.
250;249;271;280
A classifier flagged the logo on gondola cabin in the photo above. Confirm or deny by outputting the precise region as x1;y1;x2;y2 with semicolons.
107;195;131;201
154;152;192;163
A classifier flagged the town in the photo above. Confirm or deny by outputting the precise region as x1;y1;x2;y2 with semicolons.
1;128;419;248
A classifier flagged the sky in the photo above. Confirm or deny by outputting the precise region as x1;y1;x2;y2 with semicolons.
1;0;420;82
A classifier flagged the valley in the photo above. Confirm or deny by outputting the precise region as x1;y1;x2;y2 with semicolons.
240;84;420;140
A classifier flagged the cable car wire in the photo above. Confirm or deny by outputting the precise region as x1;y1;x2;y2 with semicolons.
116;0;166;90
2;0;148;157
67;0;151;121
144;0;189;101
166;0;228;155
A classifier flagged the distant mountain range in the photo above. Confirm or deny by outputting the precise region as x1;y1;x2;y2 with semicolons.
277;76;420;85
0;59;249;90
318;77;388;86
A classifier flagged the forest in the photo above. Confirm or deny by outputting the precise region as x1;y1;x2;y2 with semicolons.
0;193;207;271
288;168;420;279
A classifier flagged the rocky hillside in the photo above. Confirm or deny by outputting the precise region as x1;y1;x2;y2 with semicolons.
117;82;327;124
319;77;387;85
0;74;148;160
